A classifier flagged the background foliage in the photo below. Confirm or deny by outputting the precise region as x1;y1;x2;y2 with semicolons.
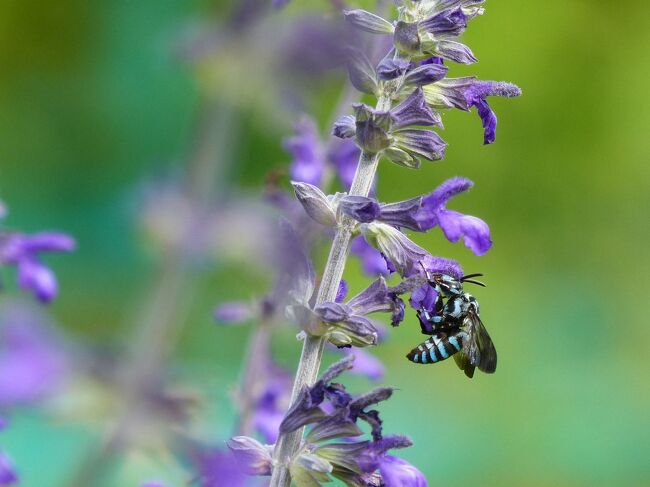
1;0;649;485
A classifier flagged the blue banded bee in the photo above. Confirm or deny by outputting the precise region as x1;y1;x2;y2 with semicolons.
407;272;497;378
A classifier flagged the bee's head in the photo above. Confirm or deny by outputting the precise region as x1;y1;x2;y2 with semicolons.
429;273;463;296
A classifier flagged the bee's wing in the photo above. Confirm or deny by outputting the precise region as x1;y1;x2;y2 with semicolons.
462;311;497;374
453;349;475;378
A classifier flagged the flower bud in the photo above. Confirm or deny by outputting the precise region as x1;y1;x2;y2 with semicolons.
394;21;421;54
343;9;395;34
291;182;337;227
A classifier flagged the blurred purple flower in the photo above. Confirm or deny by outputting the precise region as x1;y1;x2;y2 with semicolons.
252;364;292;443
213;302;253;325
140;482;166;487
192;448;247;487
0;452;17;486
0;232;75;303
345;349;385;381
351;237;389;276
227;436;273;475
328;139;361;189
335;280;348;303
0;302;68;407
284;118;326;187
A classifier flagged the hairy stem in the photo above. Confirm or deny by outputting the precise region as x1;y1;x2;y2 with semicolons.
269;94;391;487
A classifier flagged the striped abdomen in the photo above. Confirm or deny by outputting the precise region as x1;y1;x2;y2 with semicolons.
406;333;466;365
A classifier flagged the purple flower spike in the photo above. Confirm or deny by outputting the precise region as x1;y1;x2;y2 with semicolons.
415;177;492;255
0;452;17;486
284;117;326;186
0;232;76;303
464;81;522;144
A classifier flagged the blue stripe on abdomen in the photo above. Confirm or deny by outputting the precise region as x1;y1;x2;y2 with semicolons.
448;336;461;351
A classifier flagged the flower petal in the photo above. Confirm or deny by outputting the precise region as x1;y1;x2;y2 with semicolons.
391;88;441;129
437;209;492;255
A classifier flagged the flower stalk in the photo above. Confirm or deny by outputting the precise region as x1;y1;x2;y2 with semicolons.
270;95;391;487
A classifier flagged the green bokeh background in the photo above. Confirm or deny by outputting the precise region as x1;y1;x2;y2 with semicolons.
1;0;649;486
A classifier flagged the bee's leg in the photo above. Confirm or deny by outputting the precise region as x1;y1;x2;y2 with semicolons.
417;308;442;335
434;292;444;315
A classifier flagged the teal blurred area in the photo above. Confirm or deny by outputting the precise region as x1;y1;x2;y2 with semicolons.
0;0;649;486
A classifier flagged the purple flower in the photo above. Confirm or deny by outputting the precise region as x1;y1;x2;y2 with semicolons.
0;232;75;303
284;117;326;187
0;302;68;407
340;195;422;230
357;435;413;472
276;356;424;486
463;81;522;144
408;255;463;315
140;482;166;487
0;452;17;486
312;301;379;348
333;91;447;166
347;277;406;327
379;455;428;487
420;7;467;36
391;89;441;130
415;177;492;255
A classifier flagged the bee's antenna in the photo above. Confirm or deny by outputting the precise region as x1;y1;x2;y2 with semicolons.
461;273;484;280
461;273;486;287
462;279;486;287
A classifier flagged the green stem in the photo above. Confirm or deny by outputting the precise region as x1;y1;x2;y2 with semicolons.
268;92;391;487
